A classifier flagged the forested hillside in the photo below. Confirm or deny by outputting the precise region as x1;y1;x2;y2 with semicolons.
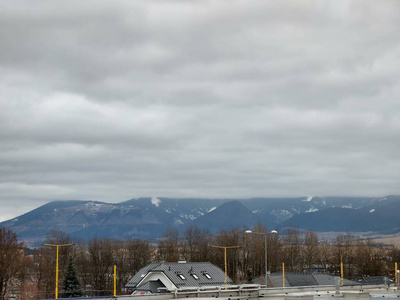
4;196;400;246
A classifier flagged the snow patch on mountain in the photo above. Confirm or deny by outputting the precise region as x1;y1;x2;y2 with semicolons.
174;219;184;225
83;202;113;213
305;207;319;213
371;197;388;205
179;213;196;220
271;209;293;219
151;197;161;207
208;207;216;213
304;196;313;202
252;209;262;214
370;209;375;213
341;204;353;208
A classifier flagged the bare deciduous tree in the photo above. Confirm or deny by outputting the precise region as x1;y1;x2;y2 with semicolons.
183;226;212;262
86;238;114;296
32;247;55;299
212;229;241;283
282;227;301;272
158;228;180;262
114;239;153;294
304;231;319;272
0;227;26;300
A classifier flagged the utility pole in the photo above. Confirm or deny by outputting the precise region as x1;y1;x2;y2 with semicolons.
212;245;240;289
340;249;350;286
44;243;73;299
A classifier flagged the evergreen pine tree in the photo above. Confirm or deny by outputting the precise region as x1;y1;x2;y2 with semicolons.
62;256;83;298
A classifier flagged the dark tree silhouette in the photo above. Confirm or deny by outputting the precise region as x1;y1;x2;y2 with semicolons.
62;256;83;298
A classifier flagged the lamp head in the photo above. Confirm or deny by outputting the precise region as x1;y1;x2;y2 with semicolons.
271;230;278;234
245;230;252;234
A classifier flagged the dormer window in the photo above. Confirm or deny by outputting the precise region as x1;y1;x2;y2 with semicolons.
191;274;199;280
178;274;186;280
203;272;211;279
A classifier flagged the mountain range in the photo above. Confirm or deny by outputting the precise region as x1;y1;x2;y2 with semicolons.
1;195;400;246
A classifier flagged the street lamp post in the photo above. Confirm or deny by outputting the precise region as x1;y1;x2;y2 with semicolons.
44;243;73;299
340;249;350;286
245;229;278;287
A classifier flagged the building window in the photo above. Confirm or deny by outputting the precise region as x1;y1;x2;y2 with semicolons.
203;272;211;279
178;274;186;280
191;274;199;280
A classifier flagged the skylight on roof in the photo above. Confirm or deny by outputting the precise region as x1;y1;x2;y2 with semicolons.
204;273;211;279
178;274;186;280
191;274;199;280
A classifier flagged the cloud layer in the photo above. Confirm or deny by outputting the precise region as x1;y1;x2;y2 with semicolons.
1;0;400;221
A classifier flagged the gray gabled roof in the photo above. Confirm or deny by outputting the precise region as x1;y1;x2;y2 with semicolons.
126;262;232;289
358;276;388;284
268;272;358;287
313;274;357;286
135;280;166;294
286;273;318;286
126;262;162;288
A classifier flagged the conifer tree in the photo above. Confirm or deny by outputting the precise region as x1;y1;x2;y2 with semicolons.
62;256;83;298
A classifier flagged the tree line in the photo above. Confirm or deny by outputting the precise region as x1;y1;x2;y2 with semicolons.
2;225;400;299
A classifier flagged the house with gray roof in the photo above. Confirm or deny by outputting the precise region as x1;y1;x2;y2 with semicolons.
125;261;233;294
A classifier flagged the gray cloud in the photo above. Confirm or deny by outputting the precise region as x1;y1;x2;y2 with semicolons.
1;0;400;221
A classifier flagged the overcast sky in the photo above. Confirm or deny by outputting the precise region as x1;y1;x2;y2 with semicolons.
1;0;400;222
